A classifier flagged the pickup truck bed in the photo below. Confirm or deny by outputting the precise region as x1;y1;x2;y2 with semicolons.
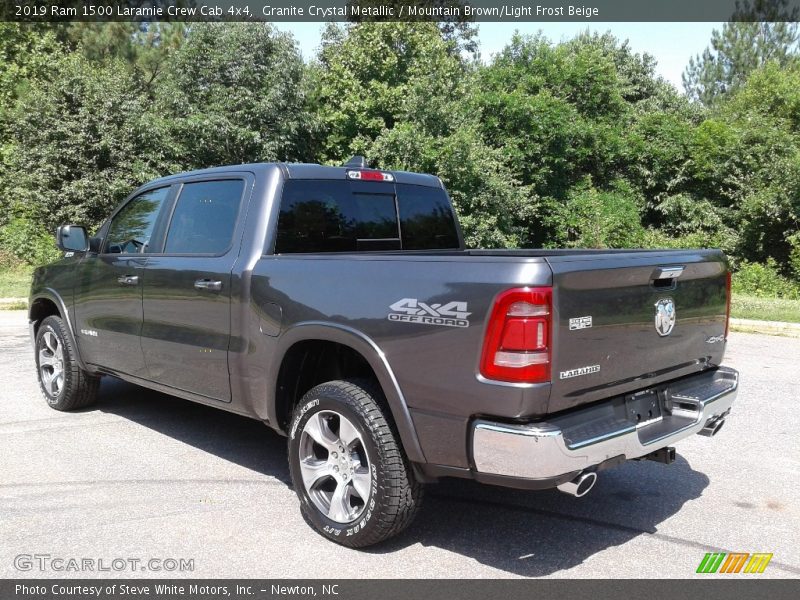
28;159;738;547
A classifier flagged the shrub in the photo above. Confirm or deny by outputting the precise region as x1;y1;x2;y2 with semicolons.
543;177;645;248
732;259;800;300
0;217;60;266
642;229;729;253
787;232;800;281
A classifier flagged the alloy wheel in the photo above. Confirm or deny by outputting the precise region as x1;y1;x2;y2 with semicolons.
38;330;65;398
298;410;372;523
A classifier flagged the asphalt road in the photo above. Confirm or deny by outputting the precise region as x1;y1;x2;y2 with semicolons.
1;310;798;579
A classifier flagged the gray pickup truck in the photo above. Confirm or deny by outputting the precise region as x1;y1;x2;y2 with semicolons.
29;158;738;547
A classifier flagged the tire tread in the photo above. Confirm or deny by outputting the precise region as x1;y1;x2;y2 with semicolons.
290;378;423;548
37;316;100;411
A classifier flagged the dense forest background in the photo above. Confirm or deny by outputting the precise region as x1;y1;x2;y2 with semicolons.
1;17;800;300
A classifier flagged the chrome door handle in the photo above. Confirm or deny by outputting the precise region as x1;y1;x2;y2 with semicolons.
194;279;222;291
117;275;139;286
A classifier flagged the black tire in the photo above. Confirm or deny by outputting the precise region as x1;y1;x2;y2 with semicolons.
288;379;423;548
35;315;100;411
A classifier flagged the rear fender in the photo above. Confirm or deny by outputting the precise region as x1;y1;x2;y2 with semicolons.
268;321;426;463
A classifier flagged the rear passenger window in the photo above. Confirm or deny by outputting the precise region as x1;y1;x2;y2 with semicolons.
164;180;245;254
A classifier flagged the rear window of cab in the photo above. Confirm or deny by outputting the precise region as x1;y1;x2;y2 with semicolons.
275;180;460;253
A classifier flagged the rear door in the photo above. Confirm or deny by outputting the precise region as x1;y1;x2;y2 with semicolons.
75;186;173;377
140;175;252;402
546;251;729;413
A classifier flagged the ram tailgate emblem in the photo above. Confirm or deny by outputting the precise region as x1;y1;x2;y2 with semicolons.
654;298;676;337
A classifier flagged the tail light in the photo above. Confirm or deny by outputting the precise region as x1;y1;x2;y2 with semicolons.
724;270;732;339
347;169;394;182
480;287;552;383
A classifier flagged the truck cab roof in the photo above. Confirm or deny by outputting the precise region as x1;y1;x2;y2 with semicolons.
143;161;444;189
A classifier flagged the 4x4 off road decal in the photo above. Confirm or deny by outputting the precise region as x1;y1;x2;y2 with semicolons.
388;298;470;328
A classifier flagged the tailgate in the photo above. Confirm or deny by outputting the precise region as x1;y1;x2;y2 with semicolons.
546;250;728;413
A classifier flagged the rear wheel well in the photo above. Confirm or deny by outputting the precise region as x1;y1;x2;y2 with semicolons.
29;298;61;334
275;340;379;431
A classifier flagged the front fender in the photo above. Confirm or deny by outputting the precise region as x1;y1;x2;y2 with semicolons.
267;321;426;463
29;288;89;372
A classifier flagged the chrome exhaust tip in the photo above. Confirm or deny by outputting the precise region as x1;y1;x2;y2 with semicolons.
557;471;597;498
699;417;726;437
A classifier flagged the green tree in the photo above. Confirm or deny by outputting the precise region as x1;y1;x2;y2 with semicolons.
542;177;645;249
475;32;670;245
315;22;535;247
67;22;188;89
345;0;479;54
372;123;535;248
624;112;694;212
0;24;63;244
475;32;627;205
157;23;314;168
683;0;800;105
689;63;800;269
5;53;173;232
314;22;467;160
0;24;61;115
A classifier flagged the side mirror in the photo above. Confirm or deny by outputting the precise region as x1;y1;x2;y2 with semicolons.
56;225;89;252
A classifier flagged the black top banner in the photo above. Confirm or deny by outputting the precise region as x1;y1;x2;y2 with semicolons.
3;0;800;23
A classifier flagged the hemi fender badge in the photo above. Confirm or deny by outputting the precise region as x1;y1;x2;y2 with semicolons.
559;365;600;380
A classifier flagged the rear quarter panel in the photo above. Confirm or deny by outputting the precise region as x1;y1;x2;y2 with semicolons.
244;254;553;467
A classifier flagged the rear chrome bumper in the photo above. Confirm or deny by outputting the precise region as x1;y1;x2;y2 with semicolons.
471;367;738;481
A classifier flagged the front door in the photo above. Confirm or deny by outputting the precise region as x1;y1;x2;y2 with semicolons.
140;177;250;402
74;186;172;377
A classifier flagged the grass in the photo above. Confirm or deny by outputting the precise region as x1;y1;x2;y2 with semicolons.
0;300;27;310
0;264;33;299
731;294;800;323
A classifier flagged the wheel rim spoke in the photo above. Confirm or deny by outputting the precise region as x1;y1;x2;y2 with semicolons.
38;349;56;367
43;331;58;354
351;469;371;502
337;417;360;448
326;481;352;522
50;372;61;395
42;370;57;396
303;413;339;452
298;458;331;490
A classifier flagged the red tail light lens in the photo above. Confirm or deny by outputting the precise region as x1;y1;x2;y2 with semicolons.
480;287;552;383
724;270;732;339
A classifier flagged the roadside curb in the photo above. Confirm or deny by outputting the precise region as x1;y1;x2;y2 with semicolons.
730;318;800;338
